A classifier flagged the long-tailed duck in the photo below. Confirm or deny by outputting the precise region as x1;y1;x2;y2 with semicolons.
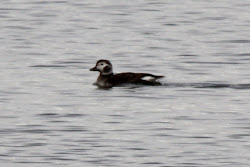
90;60;164;88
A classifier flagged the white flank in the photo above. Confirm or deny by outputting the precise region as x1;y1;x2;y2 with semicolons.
141;76;156;81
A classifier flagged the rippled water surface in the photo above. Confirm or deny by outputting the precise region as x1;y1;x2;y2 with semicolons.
1;0;250;166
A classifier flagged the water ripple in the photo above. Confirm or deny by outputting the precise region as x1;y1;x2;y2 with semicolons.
163;83;250;89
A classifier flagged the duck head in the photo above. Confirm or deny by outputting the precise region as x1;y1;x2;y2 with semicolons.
90;59;113;75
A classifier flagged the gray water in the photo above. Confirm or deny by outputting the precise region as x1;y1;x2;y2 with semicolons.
1;0;250;166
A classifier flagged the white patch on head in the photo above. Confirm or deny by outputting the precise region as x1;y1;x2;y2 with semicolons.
96;62;106;71
97;62;113;75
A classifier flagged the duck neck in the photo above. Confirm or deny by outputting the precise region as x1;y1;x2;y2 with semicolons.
100;72;113;76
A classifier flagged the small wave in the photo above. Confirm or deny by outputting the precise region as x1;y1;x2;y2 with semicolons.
221;40;250;44
163;83;250;89
30;65;67;68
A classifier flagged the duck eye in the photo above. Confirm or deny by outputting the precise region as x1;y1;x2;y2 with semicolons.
100;63;103;65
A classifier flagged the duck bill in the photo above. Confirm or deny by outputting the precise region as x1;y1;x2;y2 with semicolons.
90;66;98;71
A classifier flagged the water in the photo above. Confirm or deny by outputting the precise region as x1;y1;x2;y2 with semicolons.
1;0;250;166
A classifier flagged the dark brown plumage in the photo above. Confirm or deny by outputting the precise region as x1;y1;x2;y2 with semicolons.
90;60;164;88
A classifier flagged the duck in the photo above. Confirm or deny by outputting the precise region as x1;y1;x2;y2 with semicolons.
90;59;164;88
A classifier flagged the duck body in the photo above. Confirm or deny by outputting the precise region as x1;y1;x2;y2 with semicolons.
90;60;164;88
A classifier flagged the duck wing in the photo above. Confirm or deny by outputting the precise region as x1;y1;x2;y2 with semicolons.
110;73;164;85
